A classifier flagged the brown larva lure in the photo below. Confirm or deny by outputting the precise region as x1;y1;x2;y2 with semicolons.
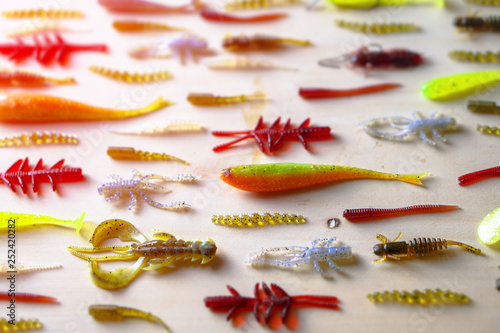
367;289;470;305
335;20;419;34
212;213;306;228
449;50;500;63
0;132;78;147
477;124;500;135
2;9;83;19
89;66;172;84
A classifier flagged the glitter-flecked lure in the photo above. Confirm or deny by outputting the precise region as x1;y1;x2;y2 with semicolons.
477;124;500;135
221;163;428;193
89;305;170;332
0;318;42;331
367;289;470;305
98;0;203;13
372;232;482;262
206;56;297;71
454;16;500;33
188;91;267;106
458;165;500;186
0;93;172;123
113;20;186;33
223;34;311;52
299;83;402;99
478;208;500;245
110;120;203;135
0;69;75;88
107;147;189;165
0;291;57;304
2;9;83;19
468;100;500;114
0;212;85;233
225;0;303;10
68;219;217;289
200;9;288;23
0;262;61;273
335;20;419;34
310;0;443;9
463;0;500;5
89;66;172;83
0;132;78;147
212;213;306;228
343;205;460;222
421;70;500;101
449;50;500;63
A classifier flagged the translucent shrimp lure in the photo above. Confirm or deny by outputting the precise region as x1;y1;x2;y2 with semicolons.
212;213;306;228
449;50;500;63
367;289;470;305
334;20;419;34
0;132;78;147
89;305;170;332
113;20;186;33
478;208;500;245
89;66;172;83
468;100;500;114
373;232;482;262
2;9;83;19
360;111;457;146
248;237;352;277
0;211;85;233
454;16;500;33
477;124;500;136
0;262;61;273
206;56;297;71
107;147;189;164
223;34;311;52
110;120;203;135
68;219;217;289
0;318;42;331
98;170;196;211
0;69;75;88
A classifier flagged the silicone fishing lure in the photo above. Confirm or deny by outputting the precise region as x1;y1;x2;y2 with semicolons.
367;289;469;305
0;262;61;273
477;124;500;135
458;165;500;186
0;158;83;194
449;50;500;63
2;9;83;19
373;232;482;262
343;205;459;222
311;0;443;9
7;22;74;38
454;16;500;33
0;132;78;147
221;163;428;192
225;0;303;10
204;282;339;327
98;0;202;13
421;70;500;101
107;147;188;164
0;292;57;304
212;117;332;153
335;20;419;34
0;318;41;331
110;120;203;135
478;208;500;245
200;9;287;23
223;34;311;52
89;305;170;332
361;111;457;146
248;237;352;277
0;93;172;123
299;83;401;99
0;34;107;66
206;56;297;70
68;219;217;289
113;20;186;33
468;100;500;114
0;69;75;87
89;66;172;83
98;170;195;210
212;213;306;228
463;0;500;5
188;91;267;106
0;211;85;233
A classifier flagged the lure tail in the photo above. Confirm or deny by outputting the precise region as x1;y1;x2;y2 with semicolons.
393;172;429;186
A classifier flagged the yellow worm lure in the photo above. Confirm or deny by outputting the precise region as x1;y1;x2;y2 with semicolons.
335;20;419;34
212;213;306;228
107;147;189;164
89;305;170;332
0;318;42;331
367;289;470;305
89;66;172;84
0;132;78;147
113;20;186;33
0;212;85;233
449;51;500;63
2;9;83;19
477;124;500;135
225;0;303;10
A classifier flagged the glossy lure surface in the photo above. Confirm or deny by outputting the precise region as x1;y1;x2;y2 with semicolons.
200;9;287;23
89;305;170;332
0;93;172;123
98;0;202;13
0;69;75;87
458;165;500;186
478;208;500;245
221;163;428;192
367;289;469;305
320;0;443;9
299;83;401;99
0;132;78;147
0;291;57;304
343;204;460;222
107;147;188;164
335;20;419;34
2;9;83;19
0;211;85;233
223;34;311;52
113;20;186;33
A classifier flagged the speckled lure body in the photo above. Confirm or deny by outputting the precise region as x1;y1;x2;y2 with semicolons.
107;147;188;164
225;0;303;10
212;213;306;228
0;132;78;147
449;50;500;63
367;289;469;305
454;16;500;33
0;211;85;233
335;20;419;34
89;305;170;331
0;318;42;331
89;66;172;83
2;9;83;19
343;204;459;222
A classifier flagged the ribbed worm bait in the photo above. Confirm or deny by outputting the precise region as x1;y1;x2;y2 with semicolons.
2;9;83;19
0;318;42;331
89;305;170;332
212;213;306;228
0;132;78;147
0;212;85;233
454;16;500;33
299;83;402;99
206;56;297;71
335;20;419;34
188;91;267;106
478;208;500;245
313;0;443;9
463;0;500;5
200;9;287;23
113;20;186;33
343;205;460;222
0;69;75;87
477;124;500;135
107;147;189;164
225;0;303;11
89;66;172;83
367;289;469;305
468;100;500;114
110;120;203;135
98;0;202;13
458;165;500;186
449;50;500;63
0;262;61;273
0;291;57;304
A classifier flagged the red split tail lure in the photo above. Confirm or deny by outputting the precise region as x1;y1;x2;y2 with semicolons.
0;158;83;194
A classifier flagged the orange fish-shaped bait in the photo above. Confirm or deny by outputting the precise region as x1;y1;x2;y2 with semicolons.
0;93;173;123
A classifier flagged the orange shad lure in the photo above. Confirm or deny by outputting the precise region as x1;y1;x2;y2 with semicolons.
221;163;428;192
0;93;173;123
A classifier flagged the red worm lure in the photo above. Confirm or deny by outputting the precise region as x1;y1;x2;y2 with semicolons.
200;9;287;23
0;291;57;304
0;158;83;194
343;204;460;222
458;165;500;186
204;282;339;327
0;34;107;66
212;117;332;153
299;83;402;99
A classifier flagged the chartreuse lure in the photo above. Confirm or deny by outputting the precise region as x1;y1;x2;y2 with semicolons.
421;70;500;101
310;0;443;9
478;208;500;245
221;163;428;192
0;211;85;233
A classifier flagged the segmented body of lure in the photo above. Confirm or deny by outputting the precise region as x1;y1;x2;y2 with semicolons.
361;111;457;146
0;34;107;66
468;100;500;114
89;305;170;332
454;16;500;33
248;237;352;277
188;91;267;106
458;165;500;186
213;116;332;153
89;66;172;83
7;22;73;38
98;170;196;211
0;93;172;123
98;0;202;13
212;213;306;228
113;20;186;33
107;147;188;164
299;83;402;99
0;318;41;331
110;120;203;135
221;163;428;192
343;205;459;222
204;282;339;326
68;219;217;289
223;34;311;52
317;0;443;9
421;70;500;101
225;0;303;10
449;50;500;63
0;291;57;304
477;124;500;135
463;0;500;5
0;132;78;147
2;9;83;19
478;208;500;245
373;232;482;262
335;20;419;34
0;158;83;194
0;211;85;233
0;262;61;273
367;289;469;305
200;9;287;23
206;56;297;70
0;69;75;88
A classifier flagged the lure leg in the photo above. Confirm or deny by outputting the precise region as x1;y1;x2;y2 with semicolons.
140;181;172;193
105;191;121;202
313;260;327;277
142;257;175;271
128;191;137;210
419;131;436;146
136;189;189;210
432;129;447;142
89;257;148;289
108;174;122;181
